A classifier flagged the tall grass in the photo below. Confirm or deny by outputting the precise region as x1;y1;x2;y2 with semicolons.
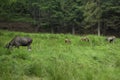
0;30;120;80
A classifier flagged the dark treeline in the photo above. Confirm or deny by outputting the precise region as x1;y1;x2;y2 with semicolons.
0;0;120;36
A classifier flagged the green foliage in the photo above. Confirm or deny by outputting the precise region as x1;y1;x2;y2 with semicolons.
10;15;34;22
0;0;119;34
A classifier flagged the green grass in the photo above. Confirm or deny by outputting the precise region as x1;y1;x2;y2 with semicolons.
0;30;120;80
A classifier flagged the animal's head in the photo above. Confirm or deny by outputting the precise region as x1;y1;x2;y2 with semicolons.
5;43;12;49
112;36;116;39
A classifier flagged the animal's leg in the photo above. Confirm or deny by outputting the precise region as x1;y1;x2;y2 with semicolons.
27;46;31;51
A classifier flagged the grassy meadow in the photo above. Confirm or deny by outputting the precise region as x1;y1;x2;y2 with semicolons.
0;30;120;80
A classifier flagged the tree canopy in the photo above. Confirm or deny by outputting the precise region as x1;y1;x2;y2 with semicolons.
0;0;120;35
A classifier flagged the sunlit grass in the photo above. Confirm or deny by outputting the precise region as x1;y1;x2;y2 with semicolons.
0;30;120;80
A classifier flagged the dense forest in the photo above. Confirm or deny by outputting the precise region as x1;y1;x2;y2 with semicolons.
0;0;120;36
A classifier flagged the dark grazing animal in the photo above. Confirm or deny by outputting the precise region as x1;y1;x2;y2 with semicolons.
65;38;71;44
106;36;116;43
81;37;89;42
5;36;33;50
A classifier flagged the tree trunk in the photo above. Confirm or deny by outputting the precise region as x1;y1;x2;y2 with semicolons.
35;25;40;32
97;0;101;36
36;9;41;32
97;20;101;36
72;25;75;34
51;27;54;33
102;20;106;35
